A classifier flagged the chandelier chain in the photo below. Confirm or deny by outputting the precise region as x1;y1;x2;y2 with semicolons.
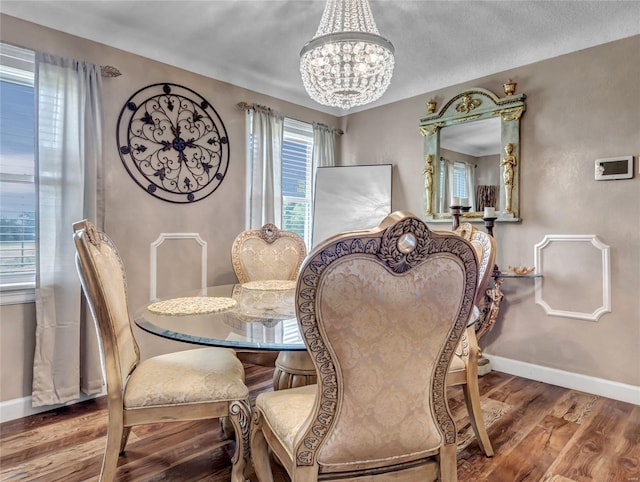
315;0;381;35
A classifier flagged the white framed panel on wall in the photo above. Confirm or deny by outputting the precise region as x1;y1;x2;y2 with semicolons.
150;233;207;301
534;234;611;321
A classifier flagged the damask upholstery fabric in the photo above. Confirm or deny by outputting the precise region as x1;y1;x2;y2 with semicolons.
449;353;466;372
74;220;252;482
251;212;476;482
87;239;138;384
255;254;466;468
124;347;248;408
313;257;463;467
240;237;304;281
255;384;316;459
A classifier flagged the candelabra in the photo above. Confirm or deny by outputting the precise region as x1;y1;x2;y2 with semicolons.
482;215;501;278
450;204;462;230
482;215;497;237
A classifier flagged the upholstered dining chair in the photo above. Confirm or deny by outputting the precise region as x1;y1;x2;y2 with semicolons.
72;220;251;482
231;223;307;283
231;223;312;388
251;211;478;482
447;222;497;457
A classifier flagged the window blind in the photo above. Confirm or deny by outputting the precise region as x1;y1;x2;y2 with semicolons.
0;43;36;290
281;118;313;247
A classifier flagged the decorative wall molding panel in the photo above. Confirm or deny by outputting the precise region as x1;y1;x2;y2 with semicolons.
150;233;207;301
534;234;611;321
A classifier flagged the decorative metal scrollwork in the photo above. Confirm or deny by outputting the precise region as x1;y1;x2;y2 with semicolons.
117;83;229;203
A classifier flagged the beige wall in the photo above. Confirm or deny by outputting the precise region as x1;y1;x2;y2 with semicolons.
339;35;640;386
0;303;36;400
1;13;638;408
0;14;340;403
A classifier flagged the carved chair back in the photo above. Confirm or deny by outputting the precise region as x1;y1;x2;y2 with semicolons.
231;223;307;283
454;222;497;308
292;211;478;475
73;220;139;404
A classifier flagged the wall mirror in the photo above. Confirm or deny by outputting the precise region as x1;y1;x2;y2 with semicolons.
419;86;526;223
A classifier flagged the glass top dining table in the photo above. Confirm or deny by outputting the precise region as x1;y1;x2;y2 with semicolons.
133;282;307;352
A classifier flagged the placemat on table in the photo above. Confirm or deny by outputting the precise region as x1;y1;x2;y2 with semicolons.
241;280;296;291
147;297;237;315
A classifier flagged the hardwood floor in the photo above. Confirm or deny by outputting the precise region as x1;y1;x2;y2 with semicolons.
1;364;638;482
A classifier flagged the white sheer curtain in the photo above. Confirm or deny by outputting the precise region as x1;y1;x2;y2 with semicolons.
438;157;451;213
32;53;104;407
311;122;336;202
246;105;284;229
438;158;476;211
465;162;476;211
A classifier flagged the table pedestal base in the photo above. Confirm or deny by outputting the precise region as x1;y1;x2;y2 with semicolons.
273;351;316;390
235;350;279;367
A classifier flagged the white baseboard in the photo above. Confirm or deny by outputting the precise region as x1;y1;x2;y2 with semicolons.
0;391;105;424
485;354;640;406
3;358;638;422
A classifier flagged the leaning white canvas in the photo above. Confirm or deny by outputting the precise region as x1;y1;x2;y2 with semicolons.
312;165;392;247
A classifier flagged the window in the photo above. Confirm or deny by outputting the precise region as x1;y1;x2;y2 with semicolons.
281;118;313;247
0;43;36;303
451;161;469;200
438;157;473;210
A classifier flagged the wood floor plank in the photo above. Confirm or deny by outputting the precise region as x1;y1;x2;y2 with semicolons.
456;376;568;480
1;364;637;482
542;475;578;482
0;397;108;437
481;413;581;482
542;396;636;481
0;408;108;465
476;370;514;397
1;434;106;481
609;404;640;482
550;390;599;425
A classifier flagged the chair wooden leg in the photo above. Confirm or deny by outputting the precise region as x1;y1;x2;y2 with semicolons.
101;416;124;481
250;412;275;482
462;378;494;457
438;443;457;482
228;400;251;482
119;426;131;454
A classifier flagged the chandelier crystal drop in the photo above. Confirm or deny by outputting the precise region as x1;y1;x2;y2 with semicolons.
300;0;395;110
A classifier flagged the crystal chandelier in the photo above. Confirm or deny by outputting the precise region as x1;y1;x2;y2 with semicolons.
300;0;395;110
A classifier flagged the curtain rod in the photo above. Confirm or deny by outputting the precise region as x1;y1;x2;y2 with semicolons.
100;65;121;78
237;101;343;135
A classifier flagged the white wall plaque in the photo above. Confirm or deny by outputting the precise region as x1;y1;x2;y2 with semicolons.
534;234;611;321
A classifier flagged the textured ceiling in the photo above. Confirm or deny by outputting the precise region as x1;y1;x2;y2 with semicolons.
2;1;640;117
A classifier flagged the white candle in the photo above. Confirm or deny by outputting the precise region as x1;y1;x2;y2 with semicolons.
484;207;496;218
461;197;469;207
451;196;460;206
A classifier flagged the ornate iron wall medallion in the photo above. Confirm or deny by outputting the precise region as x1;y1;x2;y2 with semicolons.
117;83;229;203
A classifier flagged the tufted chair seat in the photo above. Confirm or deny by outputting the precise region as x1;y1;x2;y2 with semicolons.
448;353;467;374
255;384;317;459
123;347;247;409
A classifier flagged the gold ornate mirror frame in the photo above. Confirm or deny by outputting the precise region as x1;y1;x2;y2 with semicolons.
419;86;526;223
